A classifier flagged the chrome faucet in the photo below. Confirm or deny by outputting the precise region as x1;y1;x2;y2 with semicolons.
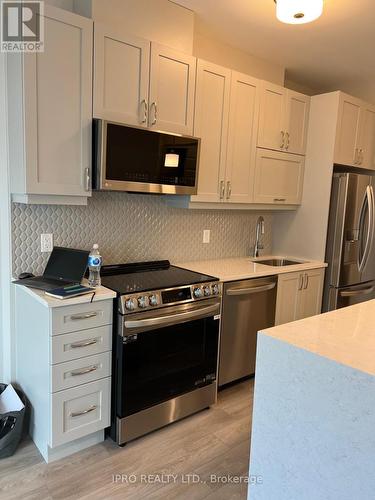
253;216;265;258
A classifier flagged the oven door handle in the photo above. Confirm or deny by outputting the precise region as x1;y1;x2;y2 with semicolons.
124;303;220;330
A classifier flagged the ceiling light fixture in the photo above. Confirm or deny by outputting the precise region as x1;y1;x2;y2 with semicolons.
274;0;323;24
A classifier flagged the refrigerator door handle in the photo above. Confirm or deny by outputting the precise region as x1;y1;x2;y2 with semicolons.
339;286;375;297
358;186;373;273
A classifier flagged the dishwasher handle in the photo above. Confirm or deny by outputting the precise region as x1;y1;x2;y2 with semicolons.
226;282;276;296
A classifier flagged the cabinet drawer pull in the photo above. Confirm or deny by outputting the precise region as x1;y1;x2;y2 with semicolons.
150;101;157;125
84;167;90;191
70;405;97;418
70;338;98;349
274;198;286;202
70;312;98;321
304;273;309;289
285;132;290;150
298;274;304;290
70;365;98;377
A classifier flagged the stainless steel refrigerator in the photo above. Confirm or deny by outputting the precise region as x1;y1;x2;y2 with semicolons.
323;171;375;311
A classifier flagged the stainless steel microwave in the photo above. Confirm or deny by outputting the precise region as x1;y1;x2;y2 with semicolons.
93;120;200;195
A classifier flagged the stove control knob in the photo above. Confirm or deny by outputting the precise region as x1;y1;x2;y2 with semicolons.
211;284;220;295
137;295;149;309
203;286;211;296
149;294;159;307
125;298;137;311
193;287;203;298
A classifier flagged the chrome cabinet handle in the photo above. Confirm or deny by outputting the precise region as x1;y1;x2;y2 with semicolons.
359;148;364;165
70;405;97;418
285;132;290;150
280;131;285;149
150;102;157;125
70;312;98;321
298;274;304;290
226;282;276;296
274;198;286;202
84;167;90;191
226;181;231;200
304;273;309;289
70;365;98;376
70;338;98;349
139;99;148;124
219;180;225;200
354;148;359;164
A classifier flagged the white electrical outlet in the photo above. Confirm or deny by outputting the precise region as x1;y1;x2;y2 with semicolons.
203;229;210;244
41;233;53;253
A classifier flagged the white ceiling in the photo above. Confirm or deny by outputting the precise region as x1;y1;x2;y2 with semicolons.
174;0;375;99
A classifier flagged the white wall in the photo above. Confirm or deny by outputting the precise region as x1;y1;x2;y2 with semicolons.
193;22;285;85
90;0;194;54
272;92;340;261
0;53;13;383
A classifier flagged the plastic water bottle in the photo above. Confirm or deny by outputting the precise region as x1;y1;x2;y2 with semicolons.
88;244;102;287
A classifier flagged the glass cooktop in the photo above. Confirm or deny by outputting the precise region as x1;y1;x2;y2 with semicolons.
100;260;218;295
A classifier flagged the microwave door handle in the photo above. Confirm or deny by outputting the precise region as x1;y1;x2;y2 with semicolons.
359;186;373;272
124;303;220;330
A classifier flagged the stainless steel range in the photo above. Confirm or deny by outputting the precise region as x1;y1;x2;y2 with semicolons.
101;261;221;445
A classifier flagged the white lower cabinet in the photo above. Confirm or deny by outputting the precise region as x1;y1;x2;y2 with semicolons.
15;286;114;462
51;377;111;448
253;149;305;205
275;268;325;326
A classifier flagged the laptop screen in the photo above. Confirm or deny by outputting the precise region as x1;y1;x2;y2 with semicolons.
43;247;89;283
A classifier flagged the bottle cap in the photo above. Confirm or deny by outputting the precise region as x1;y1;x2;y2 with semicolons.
93;244;98;249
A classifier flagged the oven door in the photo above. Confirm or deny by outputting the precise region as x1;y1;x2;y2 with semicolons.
116;299;220;418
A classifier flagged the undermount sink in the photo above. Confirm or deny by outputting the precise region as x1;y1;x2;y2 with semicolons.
255;258;302;267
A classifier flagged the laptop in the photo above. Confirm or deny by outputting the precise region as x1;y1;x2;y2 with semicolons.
13;246;90;291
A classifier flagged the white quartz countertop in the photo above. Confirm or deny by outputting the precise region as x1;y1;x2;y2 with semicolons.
262;299;375;376
175;256;327;282
14;282;116;308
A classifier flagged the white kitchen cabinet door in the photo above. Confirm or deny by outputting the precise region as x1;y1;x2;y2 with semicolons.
285;90;310;155
359;105;375;170
275;272;301;326
257;82;286;152
148;43;196;135
297;268;325;320
225;72;260;204
335;94;362;166
94;25;150;126
22;6;93;197
191;60;231;203
253;149;305;205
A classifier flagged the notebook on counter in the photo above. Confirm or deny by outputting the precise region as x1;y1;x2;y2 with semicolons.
45;284;95;300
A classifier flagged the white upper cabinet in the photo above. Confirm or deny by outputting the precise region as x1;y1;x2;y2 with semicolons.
358;104;375;170
334;94;375;170
286;90;310;155
149;44;196;135
94;31;196;135
191;61;231;203
257;82;310;156
335;94;362;167
94;26;150;126
225;72;260;204
253;149;305;205
258;82;286;152
8;6;93;204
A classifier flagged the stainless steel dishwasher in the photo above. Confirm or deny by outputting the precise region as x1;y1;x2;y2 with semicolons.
219;276;277;386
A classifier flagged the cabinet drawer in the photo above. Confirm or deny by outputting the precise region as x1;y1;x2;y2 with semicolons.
50;377;111;447
51;352;111;393
51;300;113;335
50;325;112;364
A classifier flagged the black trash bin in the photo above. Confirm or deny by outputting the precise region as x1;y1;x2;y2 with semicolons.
0;384;27;459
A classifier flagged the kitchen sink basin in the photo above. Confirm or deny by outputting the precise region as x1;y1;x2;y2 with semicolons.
255;258;302;267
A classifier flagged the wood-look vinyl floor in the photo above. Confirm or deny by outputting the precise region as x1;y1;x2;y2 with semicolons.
0;379;254;500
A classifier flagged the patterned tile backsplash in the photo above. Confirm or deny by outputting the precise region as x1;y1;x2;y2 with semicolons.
11;192;272;277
